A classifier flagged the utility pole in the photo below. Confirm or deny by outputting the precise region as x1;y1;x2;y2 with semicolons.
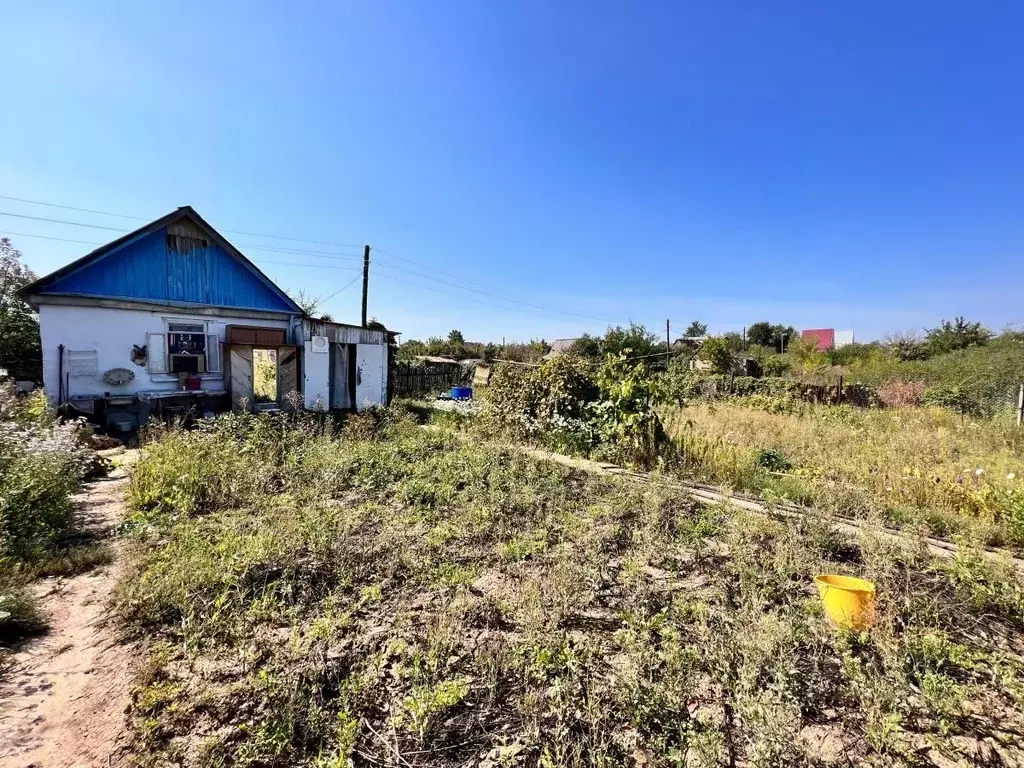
665;319;671;356
361;245;370;327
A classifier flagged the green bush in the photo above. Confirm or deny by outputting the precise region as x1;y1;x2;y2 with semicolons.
0;385;91;561
482;355;600;444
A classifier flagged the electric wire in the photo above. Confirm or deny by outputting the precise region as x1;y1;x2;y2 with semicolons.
1;197;628;326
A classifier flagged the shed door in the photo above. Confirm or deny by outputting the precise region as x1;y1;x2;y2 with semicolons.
277;346;298;410
355;344;386;411
228;347;253;412
330;343;352;410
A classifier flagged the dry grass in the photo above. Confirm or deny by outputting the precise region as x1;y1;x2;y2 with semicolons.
116;413;1024;767
661;402;1024;547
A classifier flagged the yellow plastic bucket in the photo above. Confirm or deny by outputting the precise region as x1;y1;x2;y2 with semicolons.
814;574;876;631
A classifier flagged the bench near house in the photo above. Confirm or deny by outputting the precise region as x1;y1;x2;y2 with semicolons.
20;206;392;432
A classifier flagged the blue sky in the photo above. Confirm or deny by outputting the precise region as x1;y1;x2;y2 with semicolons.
2;1;1022;342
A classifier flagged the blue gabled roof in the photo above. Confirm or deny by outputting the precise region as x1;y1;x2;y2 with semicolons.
22;206;303;314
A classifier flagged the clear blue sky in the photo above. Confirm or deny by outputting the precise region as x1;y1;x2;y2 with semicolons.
2;1;1022;342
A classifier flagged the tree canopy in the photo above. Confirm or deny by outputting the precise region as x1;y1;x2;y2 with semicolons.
0;238;42;380
747;322;796;350
683;320;708;337
925;316;990;356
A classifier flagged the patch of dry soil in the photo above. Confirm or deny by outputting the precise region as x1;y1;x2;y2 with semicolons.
0;466;135;768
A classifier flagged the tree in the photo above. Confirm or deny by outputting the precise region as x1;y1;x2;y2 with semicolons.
746;322;775;347
747;321;796;351
881;331;926;361
698;337;734;374
683;320;708;337
567;334;603;360
602;323;658;359
925;316;991;356
398;339;427;362
447;329;465;345
0;238;42;380
723;331;744;351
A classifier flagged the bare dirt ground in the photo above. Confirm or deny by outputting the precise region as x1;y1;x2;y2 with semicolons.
0;462;136;768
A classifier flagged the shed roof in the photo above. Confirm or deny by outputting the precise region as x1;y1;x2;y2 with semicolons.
413;355;460;364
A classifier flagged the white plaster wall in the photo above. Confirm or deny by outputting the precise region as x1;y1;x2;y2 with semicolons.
834;329;855;348
38;304;289;404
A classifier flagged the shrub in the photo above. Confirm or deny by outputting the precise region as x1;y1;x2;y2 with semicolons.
755;448;792;472
876;379;925;408
760;354;791;377
697;337;734;374
660;358;703;404
482;356;600;444
593;354;664;465
0;384;92;561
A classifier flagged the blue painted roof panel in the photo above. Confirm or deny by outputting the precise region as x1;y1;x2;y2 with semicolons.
38;226;295;312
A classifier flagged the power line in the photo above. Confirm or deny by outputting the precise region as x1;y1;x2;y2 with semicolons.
0;231;358;275
252;259;358;270
1;196;628;326
316;275;362;307
0;215;362;261
0;211;126;232
369;257;622;325
0;194;363;248
373;271;604;324
373;246;501;292
0;230;103;247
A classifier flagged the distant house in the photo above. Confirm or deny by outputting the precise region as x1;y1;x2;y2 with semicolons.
542;338;578;360
20;206;391;428
673;336;709;352
802;329;836;352
801;328;855;351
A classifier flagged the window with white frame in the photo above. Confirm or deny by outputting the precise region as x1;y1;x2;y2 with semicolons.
147;319;221;375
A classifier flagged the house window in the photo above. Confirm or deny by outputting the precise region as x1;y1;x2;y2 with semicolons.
167;321;207;374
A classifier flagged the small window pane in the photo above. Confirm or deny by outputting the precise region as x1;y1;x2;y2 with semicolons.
168;323;205;333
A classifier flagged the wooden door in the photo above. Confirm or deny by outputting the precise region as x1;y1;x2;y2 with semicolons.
276;346;298;410
228;346;253;412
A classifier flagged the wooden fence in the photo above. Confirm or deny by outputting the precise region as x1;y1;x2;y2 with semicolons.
395;364;464;397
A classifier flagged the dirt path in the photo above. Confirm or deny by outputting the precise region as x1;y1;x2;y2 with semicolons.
0;462;136;768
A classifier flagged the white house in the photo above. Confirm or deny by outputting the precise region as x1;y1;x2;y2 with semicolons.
21;206;390;430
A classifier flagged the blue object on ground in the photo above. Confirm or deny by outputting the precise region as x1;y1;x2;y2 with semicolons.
451;386;473;400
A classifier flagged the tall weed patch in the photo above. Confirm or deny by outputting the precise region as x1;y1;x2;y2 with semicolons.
0;385;95;665
661;401;1024;547
0;386;92;560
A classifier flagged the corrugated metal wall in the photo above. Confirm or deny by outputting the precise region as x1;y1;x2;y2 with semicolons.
301;320;387;345
38;228;295;313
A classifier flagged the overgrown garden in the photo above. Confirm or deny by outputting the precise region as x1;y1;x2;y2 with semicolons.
119;411;1024;766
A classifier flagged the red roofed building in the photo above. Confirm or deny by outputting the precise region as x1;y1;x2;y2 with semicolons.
801;328;835;351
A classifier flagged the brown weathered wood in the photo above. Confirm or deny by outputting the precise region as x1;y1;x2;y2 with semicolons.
228;346;253;412
277;346;298;408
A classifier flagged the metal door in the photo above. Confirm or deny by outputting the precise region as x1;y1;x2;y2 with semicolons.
355;344;386;411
